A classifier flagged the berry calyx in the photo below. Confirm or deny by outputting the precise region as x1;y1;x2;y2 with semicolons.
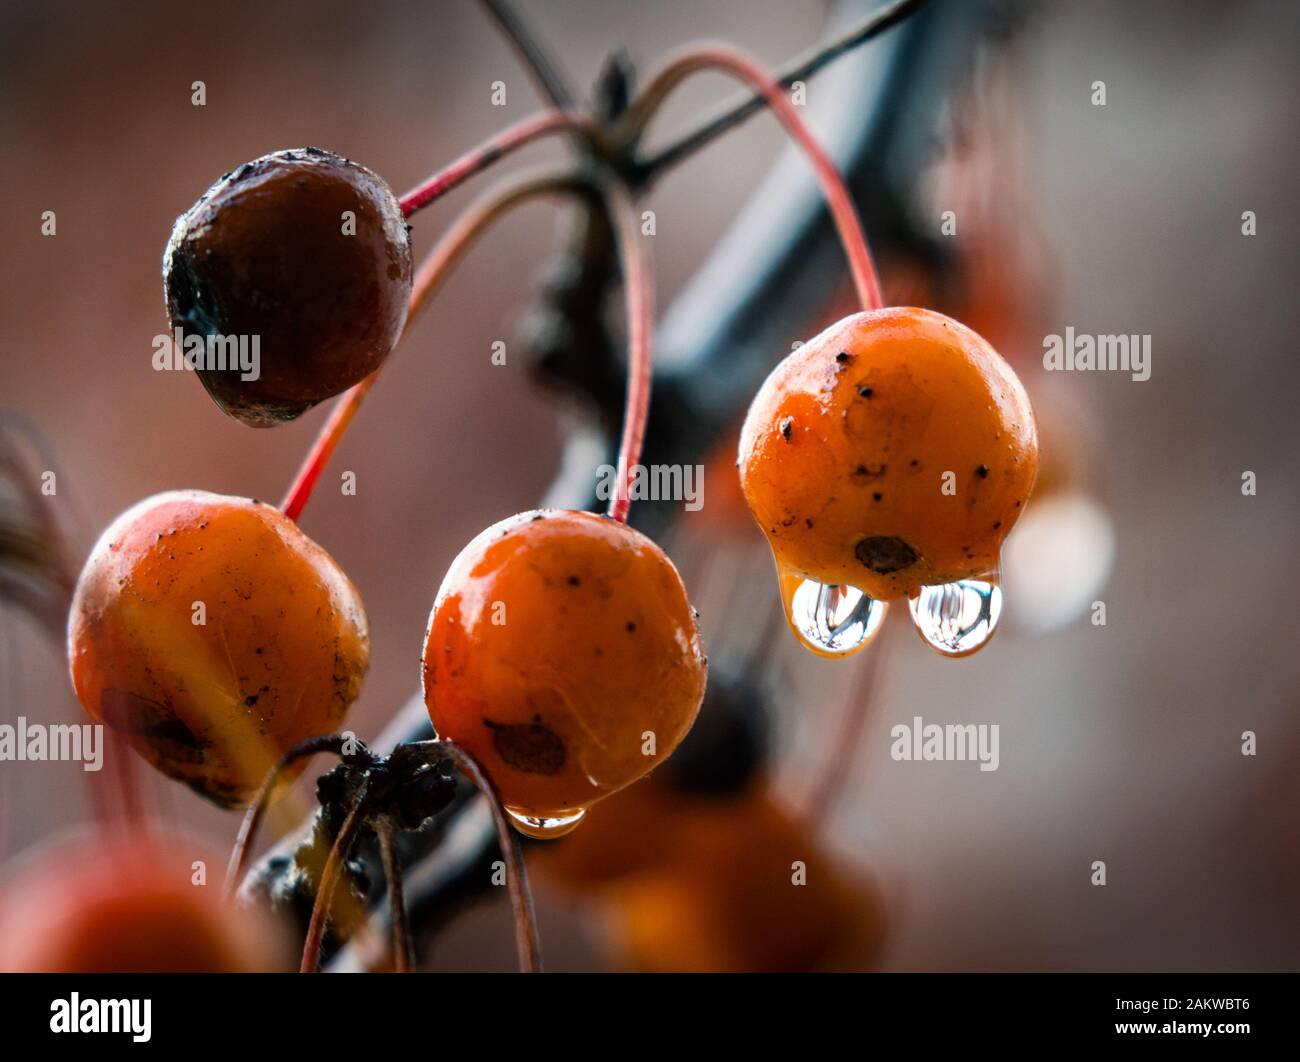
422;509;707;837
67;490;370;806
164;148;412;426
740;307;1037;645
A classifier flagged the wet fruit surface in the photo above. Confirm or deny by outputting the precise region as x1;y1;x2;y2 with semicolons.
67;490;369;806
0;831;289;972
164;148;413;426
740;307;1038;606
422;509;707;835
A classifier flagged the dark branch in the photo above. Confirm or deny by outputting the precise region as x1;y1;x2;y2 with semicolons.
632;0;928;183
479;0;578;111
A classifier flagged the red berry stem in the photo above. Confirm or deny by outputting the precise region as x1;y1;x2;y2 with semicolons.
224;733;357;895
397;111;591;217
607;181;654;523
415;739;543;973
620;45;884;311
374;816;414;972
300;775;372;974
281;170;594;522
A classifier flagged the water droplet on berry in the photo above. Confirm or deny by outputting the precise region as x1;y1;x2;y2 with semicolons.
908;576;1002;656
506;806;586;839
777;566;887;657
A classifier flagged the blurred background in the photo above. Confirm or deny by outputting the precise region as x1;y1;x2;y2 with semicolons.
1;0;1297;971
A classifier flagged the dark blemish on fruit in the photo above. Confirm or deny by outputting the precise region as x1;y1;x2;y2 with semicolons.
858;386;874;398
873;492;883;502
853;463;886;479
100;690;207;760
855;536;918;574
781;515;796;527
485;719;565;775
993;521;1002;530
835;351;852;365
1014;500;1022;507
780;417;793;440
567;575;581;586
805;518;814;529
244;694;259;707
626;621;636;633
976;465;989;479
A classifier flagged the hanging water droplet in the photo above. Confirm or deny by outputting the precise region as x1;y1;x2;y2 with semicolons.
506;806;586;839
908;577;1002;657
776;566;886;657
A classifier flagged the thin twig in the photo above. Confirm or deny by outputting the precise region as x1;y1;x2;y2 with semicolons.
397;111;594;218
224;733;357;895
408;740;543;973
631;0;928;182
621;46;882;310
374;816;413;973
478;0;577;111
605;181;654;524
300;776;372;974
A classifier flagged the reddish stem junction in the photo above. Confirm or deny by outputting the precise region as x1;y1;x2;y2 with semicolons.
282;46;880;527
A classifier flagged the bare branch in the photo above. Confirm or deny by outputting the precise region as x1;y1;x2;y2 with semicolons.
631;0;928;182
478;0;578;110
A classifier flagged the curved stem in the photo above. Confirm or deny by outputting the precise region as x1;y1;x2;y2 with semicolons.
281;170;596;522
606;181;654;523
374;816;414;973
398;111;592;217
411;739;543;973
620;45;883;311
224;733;358;896
300;776;372;974
634;0;927;182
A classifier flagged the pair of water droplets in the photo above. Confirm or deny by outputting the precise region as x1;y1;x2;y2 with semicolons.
781;568;1002;657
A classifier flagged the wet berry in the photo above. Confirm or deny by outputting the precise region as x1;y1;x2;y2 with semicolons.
164;148;413;426
740;307;1038;604
67;490;369;806
422;509;707;838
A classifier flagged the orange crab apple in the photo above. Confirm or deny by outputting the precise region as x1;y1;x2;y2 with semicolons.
68;490;369;807
422;509;707;838
739;307;1037;654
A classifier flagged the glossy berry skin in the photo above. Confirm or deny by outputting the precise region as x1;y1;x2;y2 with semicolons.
739;307;1037;601
0;832;289;972
68;490;369;807
422;510;707;836
164;148;412;426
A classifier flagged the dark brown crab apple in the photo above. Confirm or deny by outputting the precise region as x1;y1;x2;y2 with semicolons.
163;148;412;426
